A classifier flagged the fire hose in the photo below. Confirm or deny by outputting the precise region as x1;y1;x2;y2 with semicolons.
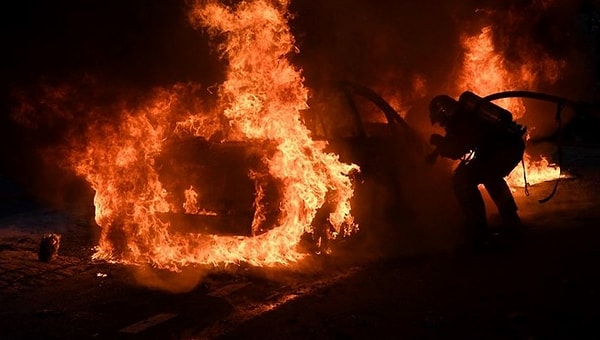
481;90;593;203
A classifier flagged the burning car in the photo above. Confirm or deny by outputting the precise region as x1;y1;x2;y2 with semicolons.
8;0;591;271
154;81;431;248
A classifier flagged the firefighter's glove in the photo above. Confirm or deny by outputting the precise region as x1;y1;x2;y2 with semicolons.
429;134;465;160
429;133;445;147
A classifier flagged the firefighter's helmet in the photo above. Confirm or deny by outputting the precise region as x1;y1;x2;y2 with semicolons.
429;95;458;126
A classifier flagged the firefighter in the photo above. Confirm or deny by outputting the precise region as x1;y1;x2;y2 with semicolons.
426;91;527;249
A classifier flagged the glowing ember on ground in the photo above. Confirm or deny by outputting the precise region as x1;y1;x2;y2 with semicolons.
68;0;358;270
458;24;564;188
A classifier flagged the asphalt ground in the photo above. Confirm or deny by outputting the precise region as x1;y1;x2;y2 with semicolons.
0;145;599;339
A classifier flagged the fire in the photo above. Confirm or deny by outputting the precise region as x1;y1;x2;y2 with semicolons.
458;25;564;187
68;0;358;270
183;186;217;216
183;186;200;214
505;153;560;188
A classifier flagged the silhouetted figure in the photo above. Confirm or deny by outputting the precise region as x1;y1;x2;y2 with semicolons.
426;92;527;248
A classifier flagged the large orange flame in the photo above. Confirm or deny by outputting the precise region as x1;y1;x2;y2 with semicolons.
68;0;358;270
458;25;563;187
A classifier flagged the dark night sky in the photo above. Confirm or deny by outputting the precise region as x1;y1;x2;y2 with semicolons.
1;0;599;205
1;0;218;89
2;0;598;93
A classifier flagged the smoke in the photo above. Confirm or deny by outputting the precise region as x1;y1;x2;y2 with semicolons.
1;1;220;211
131;265;208;293
290;0;597;123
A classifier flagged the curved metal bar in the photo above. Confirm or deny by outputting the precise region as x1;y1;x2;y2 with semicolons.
337;81;411;134
482;90;574;107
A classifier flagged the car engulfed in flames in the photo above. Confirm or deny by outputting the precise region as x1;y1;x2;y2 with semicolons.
63;0;393;270
154;81;429;252
9;0;576;272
